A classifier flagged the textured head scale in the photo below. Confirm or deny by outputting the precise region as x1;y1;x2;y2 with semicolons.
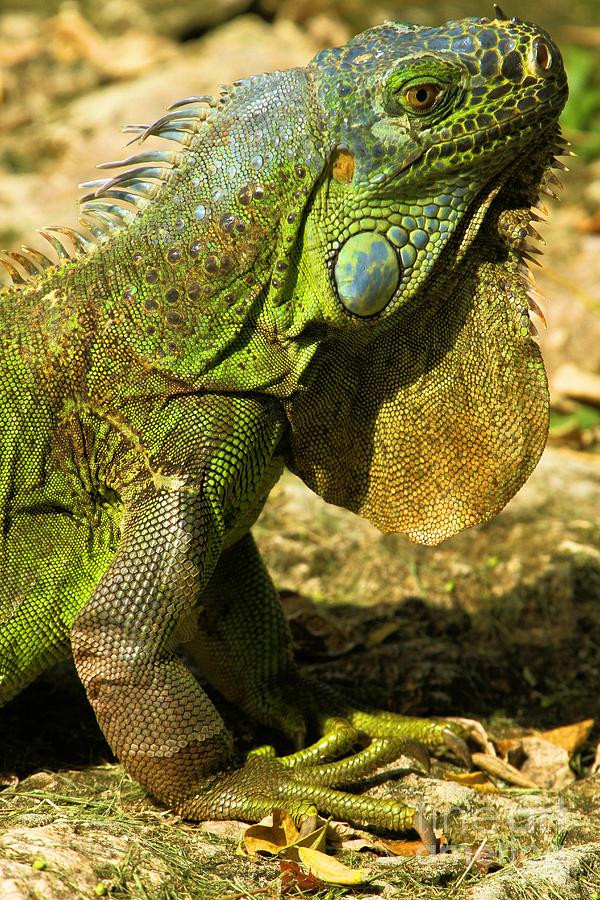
285;16;568;544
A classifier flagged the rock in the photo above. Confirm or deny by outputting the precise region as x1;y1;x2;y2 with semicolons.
519;736;575;790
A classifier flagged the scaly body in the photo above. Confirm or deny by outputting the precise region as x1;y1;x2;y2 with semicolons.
0;15;567;839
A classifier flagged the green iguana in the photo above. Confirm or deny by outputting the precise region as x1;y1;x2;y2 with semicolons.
0;11;568;844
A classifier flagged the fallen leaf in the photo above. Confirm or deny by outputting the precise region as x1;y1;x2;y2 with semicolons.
297;846;368;885
280;859;323;893
445;770;498;791
494;737;522;757
445;770;489;785
293;821;328;853
539;719;594;755
243;809;300;856
378;837;444;857
472;752;539;789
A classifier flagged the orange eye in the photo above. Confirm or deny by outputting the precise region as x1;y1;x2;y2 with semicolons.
404;83;443;112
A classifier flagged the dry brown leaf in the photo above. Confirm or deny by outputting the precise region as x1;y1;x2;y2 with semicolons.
243;809;300;856
297;846;368;885
445;770;498;791
495;737;522;757
539;719;594;755
472;752;539;789
446;770;488;785
280;859;323;893
519;737;575;790
378;837;443;857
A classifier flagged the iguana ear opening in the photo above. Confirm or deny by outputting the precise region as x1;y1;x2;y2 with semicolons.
284;266;548;546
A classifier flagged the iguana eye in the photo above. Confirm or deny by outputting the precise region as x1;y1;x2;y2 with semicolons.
404;83;443;112
530;38;553;75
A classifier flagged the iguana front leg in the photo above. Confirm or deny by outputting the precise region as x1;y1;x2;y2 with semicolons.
70;398;435;841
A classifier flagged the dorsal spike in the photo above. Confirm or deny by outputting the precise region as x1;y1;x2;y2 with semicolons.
526;294;547;328
79;178;112;191
526;224;546;245
0;254;27;285
124;124;196;147
38;229;74;260
79;214;111;240
9;251;45;277
97;149;183;170
79;187;152;208
140;109;210;134
19;246;54;270
93;166;173;196
521;250;542;268
167;94;217;111
80;201;136;226
44;225;95;254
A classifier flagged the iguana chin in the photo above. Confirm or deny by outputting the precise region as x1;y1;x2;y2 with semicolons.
0;12;567;844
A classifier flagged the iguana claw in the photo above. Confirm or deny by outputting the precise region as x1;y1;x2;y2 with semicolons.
442;728;472;769
402;739;431;774
412;810;437;854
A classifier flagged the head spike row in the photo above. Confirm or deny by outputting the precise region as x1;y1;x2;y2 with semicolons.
493;3;509;19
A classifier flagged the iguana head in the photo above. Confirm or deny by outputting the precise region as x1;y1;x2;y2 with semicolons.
285;15;569;544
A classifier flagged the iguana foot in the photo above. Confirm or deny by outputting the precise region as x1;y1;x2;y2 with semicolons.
178;749;437;849
176;709;484;849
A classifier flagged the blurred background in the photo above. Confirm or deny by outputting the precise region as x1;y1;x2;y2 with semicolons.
0;0;598;440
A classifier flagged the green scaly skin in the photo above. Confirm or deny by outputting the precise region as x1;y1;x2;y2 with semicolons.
0;15;568;843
